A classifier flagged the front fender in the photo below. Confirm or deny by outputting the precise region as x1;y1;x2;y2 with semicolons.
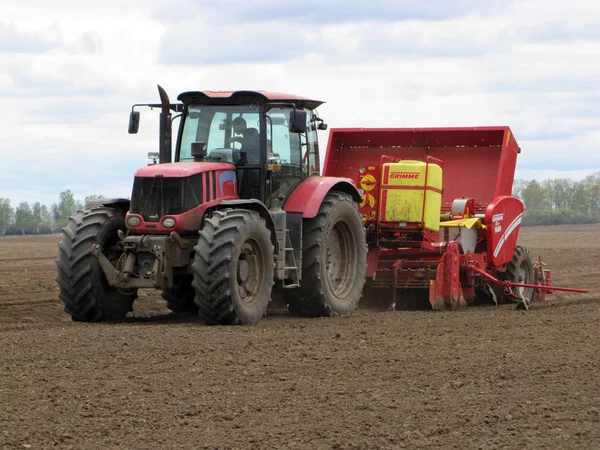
89;197;131;214
218;199;278;250
283;176;361;218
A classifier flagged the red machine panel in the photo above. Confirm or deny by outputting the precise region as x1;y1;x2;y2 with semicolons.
356;164;380;223
323;127;519;214
485;196;524;267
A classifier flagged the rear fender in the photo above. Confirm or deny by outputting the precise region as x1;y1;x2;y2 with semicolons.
283;176;361;218
217;199;278;250
485;196;524;267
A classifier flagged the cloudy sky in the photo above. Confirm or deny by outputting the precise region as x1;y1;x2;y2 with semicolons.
2;0;599;206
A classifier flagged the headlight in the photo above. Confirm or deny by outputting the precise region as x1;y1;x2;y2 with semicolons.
162;217;176;228
127;216;141;227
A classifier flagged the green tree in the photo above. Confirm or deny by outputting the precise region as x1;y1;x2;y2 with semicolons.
520;180;550;213
51;203;60;230
32;202;43;234
583;174;600;216
543;179;573;212
57;190;79;227
0;198;14;236
511;179;528;200
14;202;33;235
571;179;592;215
40;205;53;233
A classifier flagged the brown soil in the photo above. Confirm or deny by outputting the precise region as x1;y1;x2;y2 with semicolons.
1;225;599;449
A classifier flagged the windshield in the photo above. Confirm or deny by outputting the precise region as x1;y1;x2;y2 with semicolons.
178;105;260;164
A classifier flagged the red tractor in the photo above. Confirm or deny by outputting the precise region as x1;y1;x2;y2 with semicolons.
56;86;367;325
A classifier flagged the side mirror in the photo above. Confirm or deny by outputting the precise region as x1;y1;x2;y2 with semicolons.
289;109;307;133
191;142;207;162
128;111;140;134
317;122;328;130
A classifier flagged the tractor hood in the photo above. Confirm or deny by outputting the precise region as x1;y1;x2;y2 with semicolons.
135;162;236;178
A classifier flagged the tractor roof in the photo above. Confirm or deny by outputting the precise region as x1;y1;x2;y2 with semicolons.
177;90;324;110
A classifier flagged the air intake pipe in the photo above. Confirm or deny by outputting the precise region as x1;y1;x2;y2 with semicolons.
158;85;172;164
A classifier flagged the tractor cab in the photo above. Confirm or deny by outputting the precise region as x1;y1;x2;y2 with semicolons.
175;90;326;206
130;87;327;210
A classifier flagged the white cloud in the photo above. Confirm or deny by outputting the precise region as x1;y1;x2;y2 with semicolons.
0;22;60;53
1;0;599;206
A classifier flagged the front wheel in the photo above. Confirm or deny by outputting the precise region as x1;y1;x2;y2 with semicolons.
56;207;137;321
286;192;367;317
192;209;274;325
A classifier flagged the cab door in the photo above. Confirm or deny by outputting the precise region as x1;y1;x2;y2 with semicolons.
266;107;309;208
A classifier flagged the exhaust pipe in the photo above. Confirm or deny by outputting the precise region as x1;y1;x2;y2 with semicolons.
157;85;172;164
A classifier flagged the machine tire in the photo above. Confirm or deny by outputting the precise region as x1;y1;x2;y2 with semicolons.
192;209;274;325
286;192;366;317
56;207;137;322
162;275;198;314
503;245;535;303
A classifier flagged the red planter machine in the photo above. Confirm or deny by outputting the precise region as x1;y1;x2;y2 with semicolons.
324;127;587;309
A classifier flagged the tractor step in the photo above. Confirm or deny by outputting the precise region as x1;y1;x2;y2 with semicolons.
282;230;300;289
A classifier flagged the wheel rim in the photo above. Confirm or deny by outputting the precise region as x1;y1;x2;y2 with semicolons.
516;259;533;299
236;238;265;307
325;220;355;298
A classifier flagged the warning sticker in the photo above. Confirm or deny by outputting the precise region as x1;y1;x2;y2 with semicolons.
361;192;376;208
360;174;377;192
361;210;377;223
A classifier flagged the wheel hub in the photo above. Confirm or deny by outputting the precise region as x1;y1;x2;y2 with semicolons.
237;259;249;283
516;259;533;299
236;241;263;306
325;221;354;298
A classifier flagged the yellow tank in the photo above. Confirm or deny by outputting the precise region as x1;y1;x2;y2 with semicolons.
379;160;443;231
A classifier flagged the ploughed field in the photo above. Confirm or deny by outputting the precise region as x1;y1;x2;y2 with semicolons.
1;225;599;449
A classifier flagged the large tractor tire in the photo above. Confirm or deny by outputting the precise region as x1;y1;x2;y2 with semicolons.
56;207;137;322
162;274;198;314
192;209;274;325
503;245;535;303
286;192;367;317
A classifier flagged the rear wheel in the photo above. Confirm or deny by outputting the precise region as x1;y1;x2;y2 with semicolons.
162;274;198;314
503;245;534;303
286;192;366;317
192;210;274;325
56;207;137;321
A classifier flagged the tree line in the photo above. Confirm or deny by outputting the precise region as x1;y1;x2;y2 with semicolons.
0;191;103;236
0;175;598;235
512;174;600;226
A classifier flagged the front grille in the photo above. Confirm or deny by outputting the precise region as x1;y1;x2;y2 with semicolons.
130;174;204;221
